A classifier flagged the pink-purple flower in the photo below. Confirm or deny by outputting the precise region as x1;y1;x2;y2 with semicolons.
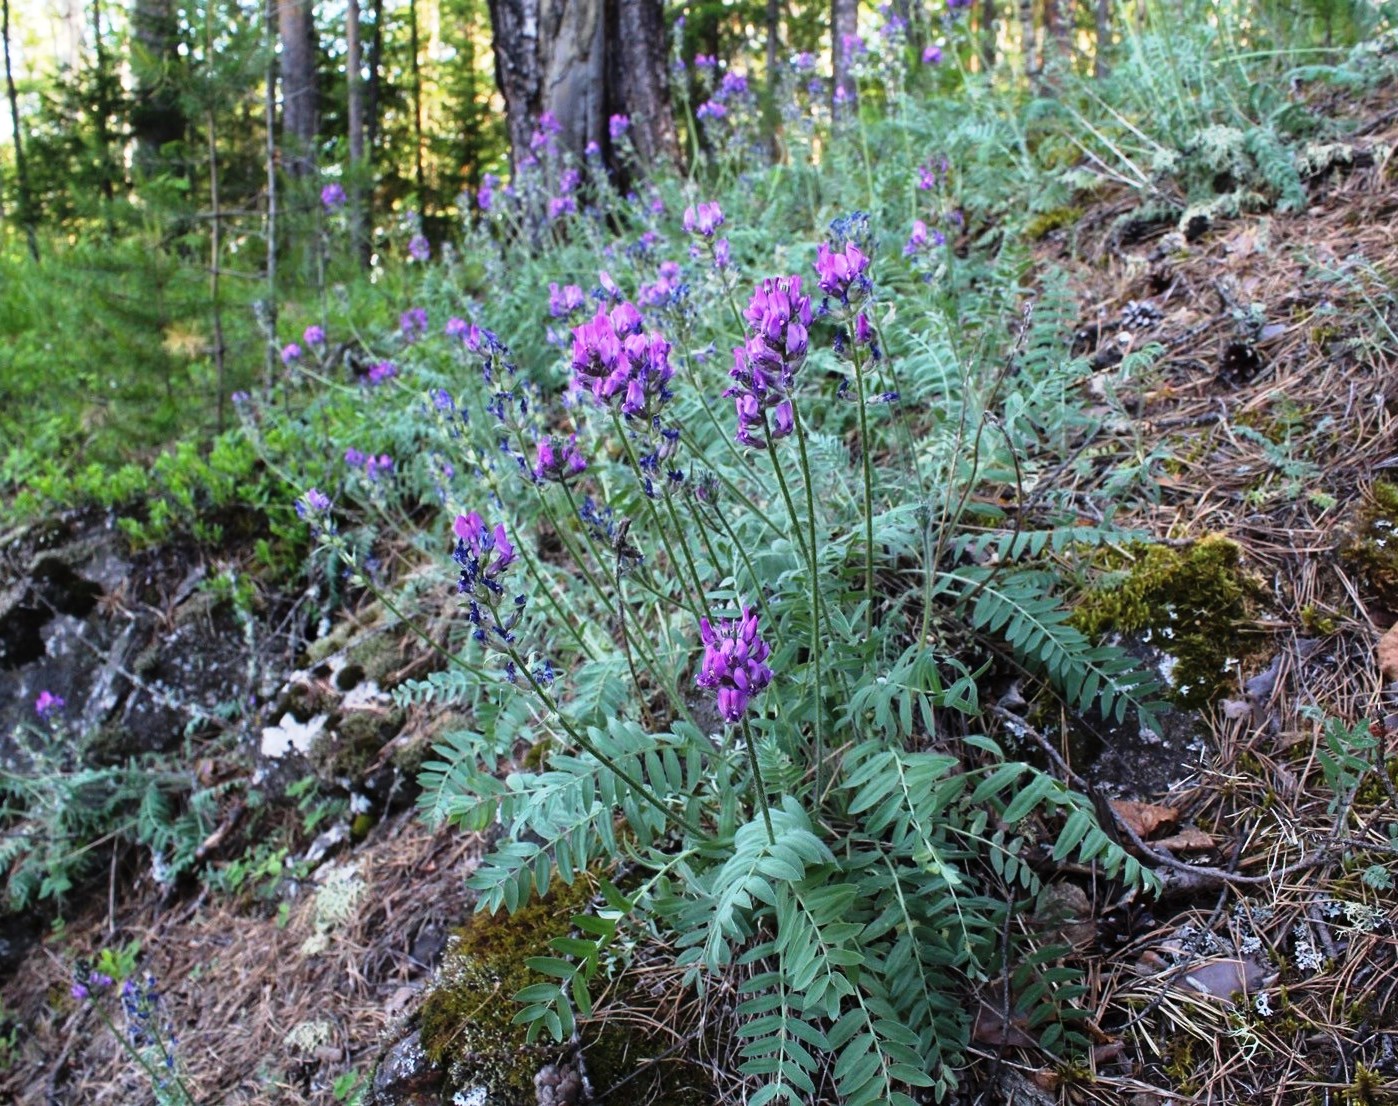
408;234;430;263
609;114;630;141
34;690;65;719
367;361;398;385
695;607;774;724
281;343;302;365
682;201;725;238
726;275;812;449
321;182;347;211
303;325;326;347
401;307;429;341
815;241;872;306
533;434;588;483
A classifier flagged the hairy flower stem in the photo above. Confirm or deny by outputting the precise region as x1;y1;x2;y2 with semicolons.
498;632;703;838
552;480;691;722
89;1002;197;1106
609;412;707;622
739;717;776;844
850;340;877;640
766;421;825;799
794;413;822;805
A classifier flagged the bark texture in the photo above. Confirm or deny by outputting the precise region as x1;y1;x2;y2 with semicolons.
830;0;858;119
278;0;317;176
129;0;184;173
487;0;677;172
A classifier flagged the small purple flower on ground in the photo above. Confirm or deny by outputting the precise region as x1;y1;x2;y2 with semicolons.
696;100;726;120
445;316;469;340
695;53;717;69
682;201;725;238
367;361;398;385
841;33;866;55
345;447;366;467
303;325;326;346
696;607;774;724
719;71;748;97
922;44;943;64
408;234;430;262
794;51;816;70
713;239;731;269
452;513;523;643
609;114;630;140
549;196;577;220
35;690;65;718
321;183;347;211
295;488;331;519
280;343;302;365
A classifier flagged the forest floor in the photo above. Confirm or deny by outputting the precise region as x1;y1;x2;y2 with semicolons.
3;88;1398;1106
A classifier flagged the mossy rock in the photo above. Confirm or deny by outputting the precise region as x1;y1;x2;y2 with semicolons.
418;880;598;1104
1339;481;1398;612
418;875;716;1105
1024;206;1084;241
1072;536;1263;709
308;706;406;779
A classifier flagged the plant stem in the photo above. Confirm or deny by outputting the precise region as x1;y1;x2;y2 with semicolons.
740;716;775;843
850;338;876;639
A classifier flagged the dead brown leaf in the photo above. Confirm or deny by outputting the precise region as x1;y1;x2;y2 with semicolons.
1378;622;1398;682
1109;799;1180;839
1153;827;1217;852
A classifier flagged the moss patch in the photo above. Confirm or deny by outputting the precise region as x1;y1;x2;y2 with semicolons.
1072;536;1262;709
1339;481;1398;612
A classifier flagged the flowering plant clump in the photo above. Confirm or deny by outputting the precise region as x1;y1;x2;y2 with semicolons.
696;607;774;723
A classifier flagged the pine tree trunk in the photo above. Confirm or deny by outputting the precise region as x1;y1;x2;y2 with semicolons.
830;0;858;119
130;0;183;176
408;0;426;213
1045;0;1070;77
366;0;383;156
487;0;675;175
1019;0;1037;85
1093;0;1109;77
263;0;279;382
347;0;368;266
2;0;37;260
980;0;997;72
278;0;317;177
90;0;117;205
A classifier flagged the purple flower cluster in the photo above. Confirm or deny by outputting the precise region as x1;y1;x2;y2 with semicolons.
683;201;724;238
719;71;749;98
532;434;587;483
530;111;562;152
609;114;630;141
303;324;326;347
408;234;430;263
478;173;499;212
696;607;774;724
549;283;586;318
694;53;717;69
35;690;64;719
345;448;395;479
922;44;944;64
452;512;522;644
696;100;727;121
321;182;347;211
918;155;950;191
815;240;872;307
295;487;331;520
281;343;302;365
70;967;112;1001
549;195;578;220
638;260;687;309
400;307;429;341
570;303;676;419
903;218;946;256
367;361;398;385
724;276;812;448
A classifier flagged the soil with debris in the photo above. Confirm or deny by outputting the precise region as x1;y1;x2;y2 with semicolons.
3;87;1398;1106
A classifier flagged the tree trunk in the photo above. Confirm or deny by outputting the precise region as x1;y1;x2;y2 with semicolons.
278;0;316;176
980;0;997;72
365;0;383;158
346;0;368;265
90;0;117;205
264;0;279;382
487;0;676;175
1093;0;1109;77
830;0;858;119
764;0;780;157
2;0;37;259
1019;0;1037;86
408;0;426;213
130;0;184;176
1044;0;1070;76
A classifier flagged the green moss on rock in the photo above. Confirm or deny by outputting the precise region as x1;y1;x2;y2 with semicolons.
1073;536;1262;709
1339;481;1398;611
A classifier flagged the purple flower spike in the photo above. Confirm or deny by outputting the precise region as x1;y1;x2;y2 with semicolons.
549;283;586;318
725;275;812;449
922;44;943;64
303;325;326;346
400;307;429;341
281;343;302;365
683;202;725;238
445;316;469;339
814;241;872;306
695;606;774;724
321;183;347;211
408;234;430;262
367;361;398;386
609;114;630;140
